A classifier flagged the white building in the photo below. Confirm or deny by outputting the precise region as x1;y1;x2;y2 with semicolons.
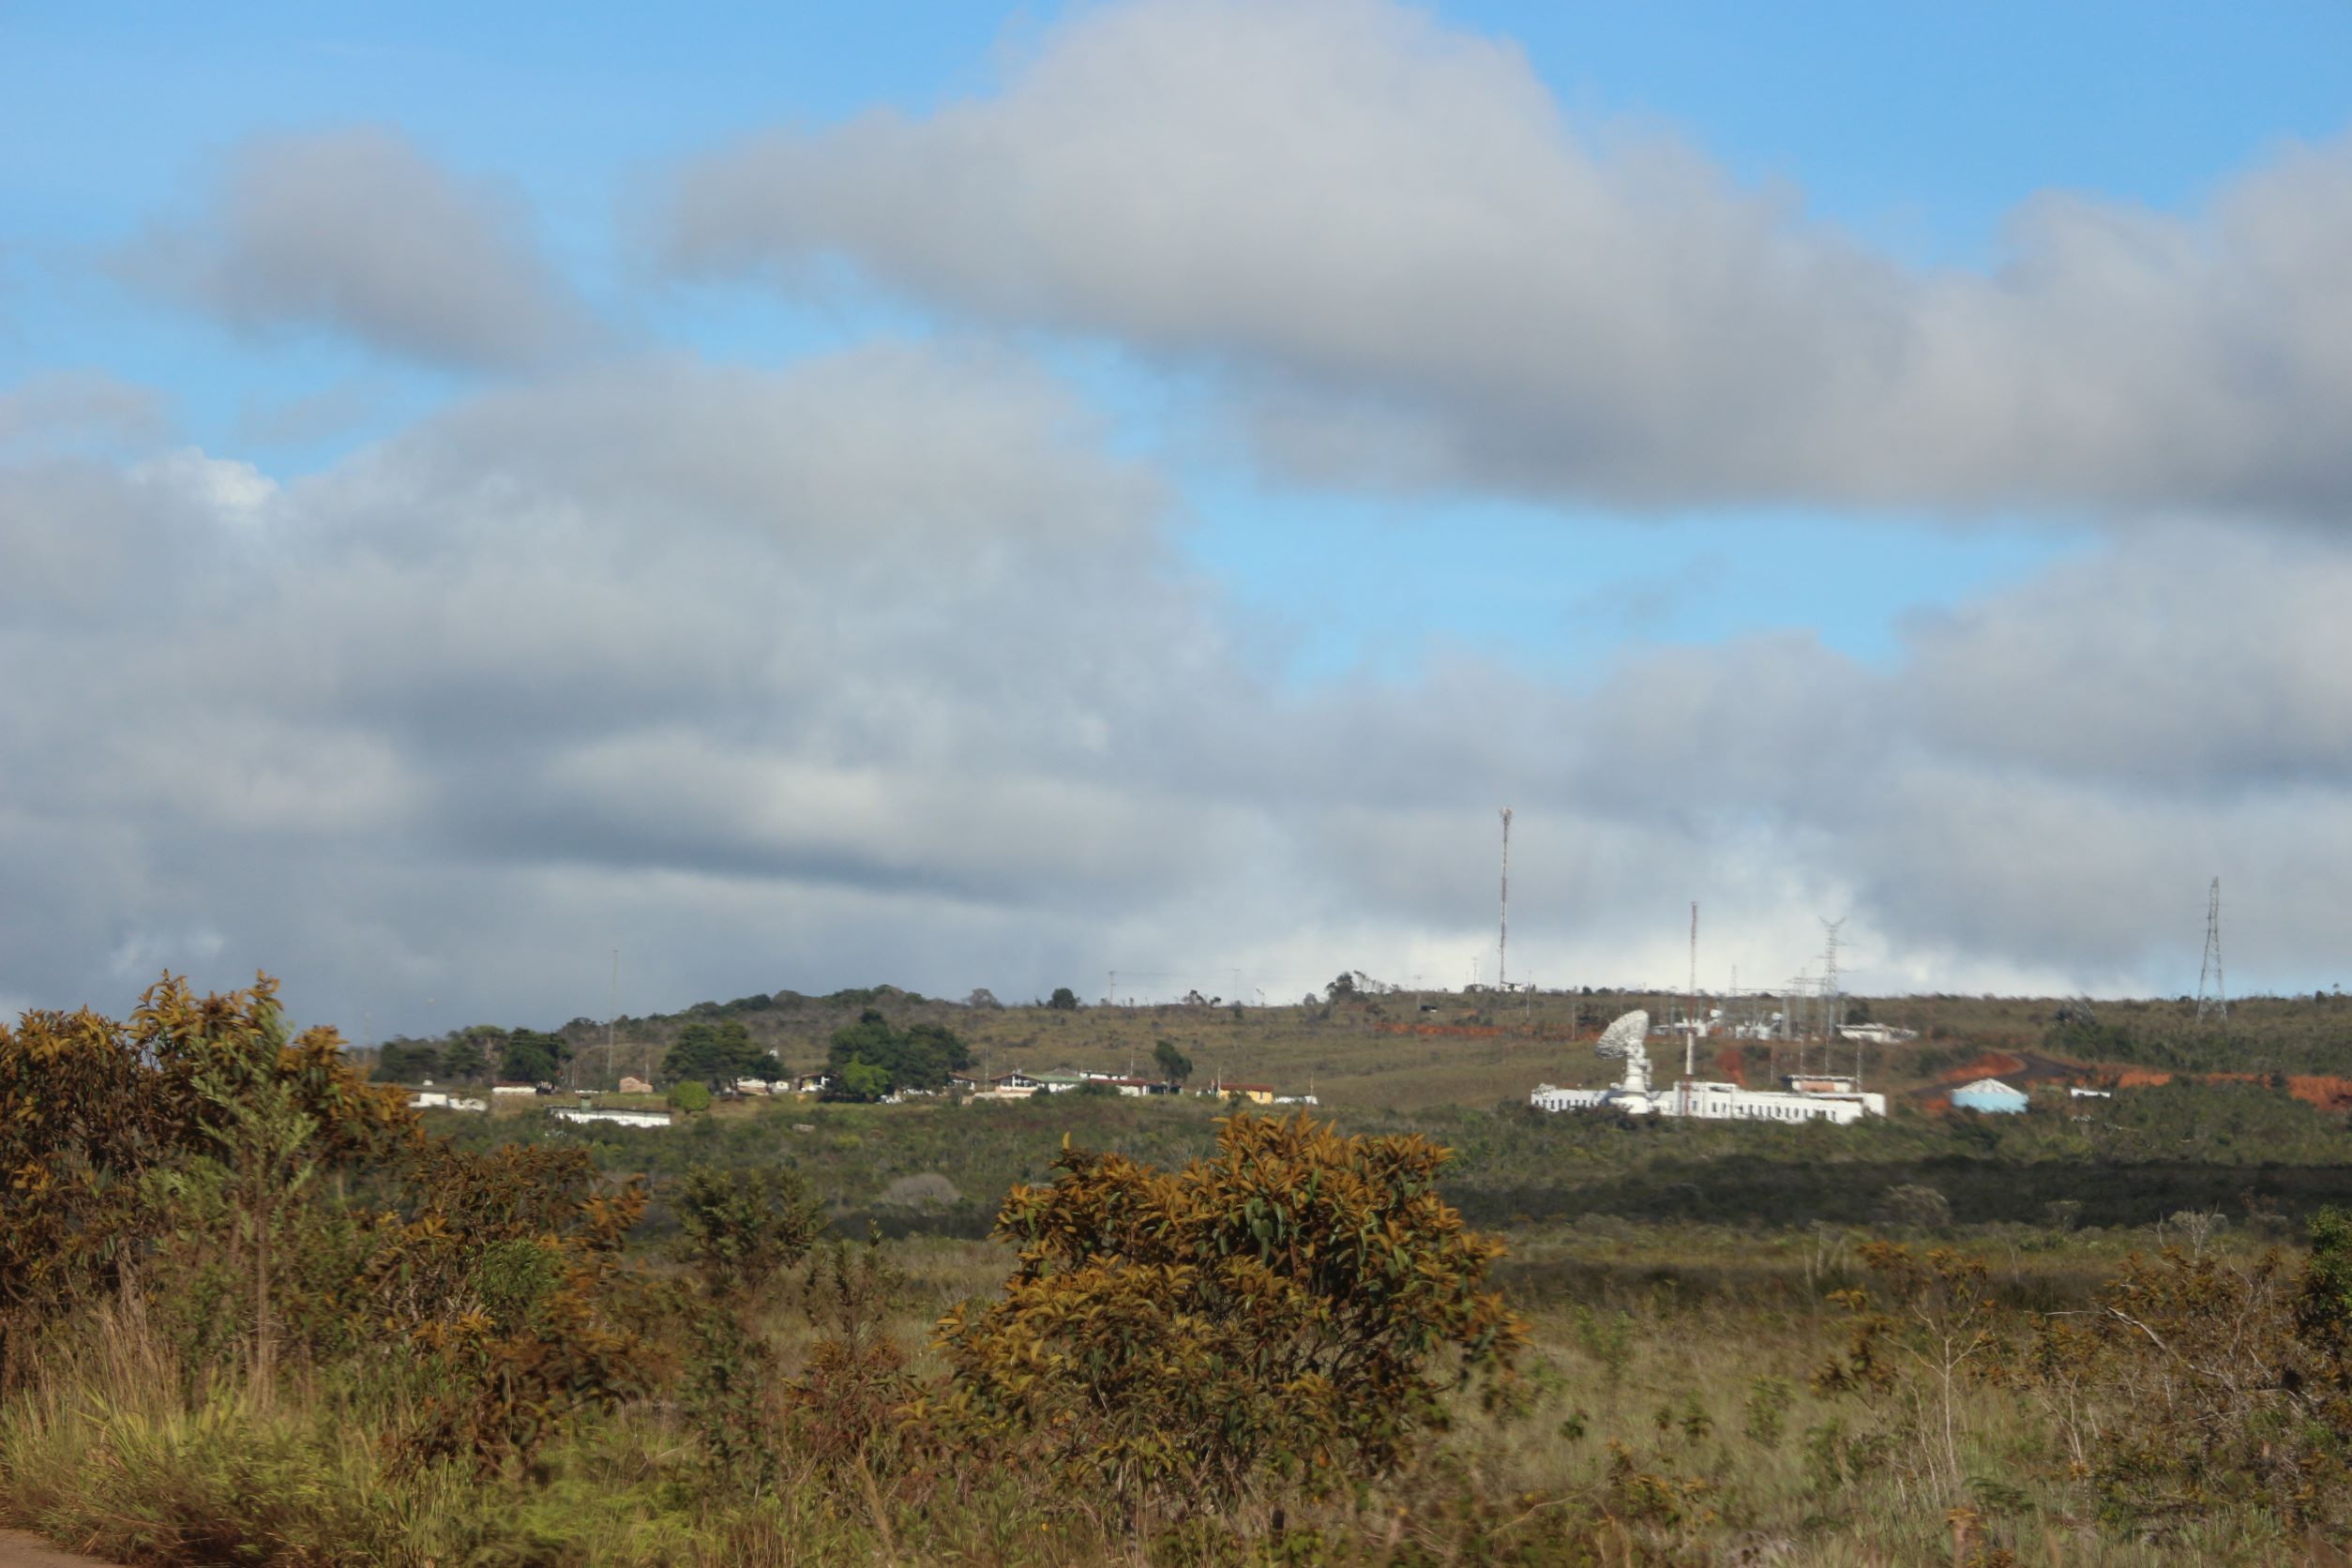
551;1107;672;1129
1530;1010;1886;1124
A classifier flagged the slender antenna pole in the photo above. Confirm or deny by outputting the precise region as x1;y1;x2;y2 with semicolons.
1498;807;1514;993
607;948;618;1087
1686;901;1698;1078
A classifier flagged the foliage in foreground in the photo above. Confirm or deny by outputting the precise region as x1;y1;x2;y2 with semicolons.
925;1113;1526;1517
17;976;2352;1562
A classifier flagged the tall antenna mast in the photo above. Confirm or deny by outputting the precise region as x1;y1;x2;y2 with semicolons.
1498;807;1514;992
1819;918;1846;1059
2196;877;2227;1028
607;948;619;1086
1685;901;1698;1078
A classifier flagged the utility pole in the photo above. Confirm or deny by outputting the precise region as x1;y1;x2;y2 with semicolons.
1498;807;1514;993
607;948;619;1088
1686;901;1698;1078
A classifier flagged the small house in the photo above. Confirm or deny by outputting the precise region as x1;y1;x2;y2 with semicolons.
1951;1078;2029;1115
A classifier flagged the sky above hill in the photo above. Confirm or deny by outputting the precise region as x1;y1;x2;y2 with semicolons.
5;0;2349;1033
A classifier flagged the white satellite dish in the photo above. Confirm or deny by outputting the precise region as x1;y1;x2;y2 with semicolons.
1597;1010;1649;1058
1595;1009;1651;1096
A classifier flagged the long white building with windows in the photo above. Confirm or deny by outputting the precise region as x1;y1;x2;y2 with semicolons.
1530;1010;1886;1124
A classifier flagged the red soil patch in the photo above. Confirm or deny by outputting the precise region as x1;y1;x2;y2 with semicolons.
2285;1077;2352;1111
1713;1045;1748;1087
1941;1050;2028;1082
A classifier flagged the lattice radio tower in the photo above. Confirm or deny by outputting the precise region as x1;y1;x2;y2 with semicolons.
1818;918;1846;1047
1497;807;1513;991
2196;877;2226;1026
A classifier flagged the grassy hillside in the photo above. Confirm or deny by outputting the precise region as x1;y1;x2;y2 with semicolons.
372;982;2352;1112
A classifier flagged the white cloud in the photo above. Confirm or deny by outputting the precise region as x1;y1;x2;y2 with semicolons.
5;340;2350;1033
662;0;2352;515
120;127;596;369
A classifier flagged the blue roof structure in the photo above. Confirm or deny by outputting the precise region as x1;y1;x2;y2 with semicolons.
1951;1078;2029;1114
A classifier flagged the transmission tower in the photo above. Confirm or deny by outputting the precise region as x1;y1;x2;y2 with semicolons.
1497;807;1513;991
2196;878;2226;1026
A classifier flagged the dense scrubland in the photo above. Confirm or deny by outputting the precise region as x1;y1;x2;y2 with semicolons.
8;975;2352;1564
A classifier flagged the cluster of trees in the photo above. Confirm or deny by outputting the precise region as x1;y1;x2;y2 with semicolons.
374;1024;571;1086
661;1018;784;1089
823;1009;972;1100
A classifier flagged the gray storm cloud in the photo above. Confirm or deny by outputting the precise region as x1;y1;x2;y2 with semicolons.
661;0;2352;514
3;348;2347;1033
118;127;596;370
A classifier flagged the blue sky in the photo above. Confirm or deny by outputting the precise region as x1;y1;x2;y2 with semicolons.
4;0;2349;1024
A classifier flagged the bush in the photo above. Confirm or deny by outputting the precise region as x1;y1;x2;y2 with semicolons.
926;1112;1525;1519
665;1080;712;1114
673;1165;824;1296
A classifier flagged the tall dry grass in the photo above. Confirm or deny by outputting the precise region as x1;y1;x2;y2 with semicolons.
4;1234;2341;1565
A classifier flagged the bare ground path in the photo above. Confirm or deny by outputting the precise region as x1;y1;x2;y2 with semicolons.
0;1531;121;1568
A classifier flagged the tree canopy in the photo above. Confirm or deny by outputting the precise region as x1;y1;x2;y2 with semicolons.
823;1009;971;1095
1152;1039;1193;1084
502;1028;572;1085
663;1019;782;1088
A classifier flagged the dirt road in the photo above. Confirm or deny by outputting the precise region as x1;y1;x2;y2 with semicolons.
0;1531;117;1568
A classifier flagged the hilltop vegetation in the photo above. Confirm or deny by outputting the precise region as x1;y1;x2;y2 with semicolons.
365;979;2352;1113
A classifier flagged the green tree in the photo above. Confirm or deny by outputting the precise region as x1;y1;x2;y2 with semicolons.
674;1165;826;1297
1152;1038;1193;1085
1048;987;1079;1011
837;1059;891;1102
501;1028;569;1084
823;1009;971;1093
376;1039;441;1082
440;1035;489;1082
664;1018;781;1087
666;1079;713;1114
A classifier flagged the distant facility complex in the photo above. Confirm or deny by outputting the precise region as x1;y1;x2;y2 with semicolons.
1530;1010;1888;1125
